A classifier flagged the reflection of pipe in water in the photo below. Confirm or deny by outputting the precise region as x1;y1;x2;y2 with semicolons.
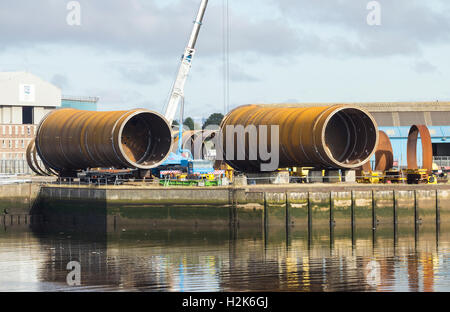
378;258;395;291
285;256;300;289
301;256;311;291
407;253;420;292
422;253;435;292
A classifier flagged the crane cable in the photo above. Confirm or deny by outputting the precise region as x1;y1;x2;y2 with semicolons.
223;0;230;115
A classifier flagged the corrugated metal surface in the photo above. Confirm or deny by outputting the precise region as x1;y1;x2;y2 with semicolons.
380;126;450;139
372;111;450;127
221;104;379;171
372;112;394;127
430;112;450;126
399;112;426;126
442;127;450;138
33;108;173;174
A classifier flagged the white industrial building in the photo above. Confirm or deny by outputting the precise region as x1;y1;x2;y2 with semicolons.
0;72;61;124
0;72;61;173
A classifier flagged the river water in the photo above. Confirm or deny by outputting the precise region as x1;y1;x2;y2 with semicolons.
0;216;449;292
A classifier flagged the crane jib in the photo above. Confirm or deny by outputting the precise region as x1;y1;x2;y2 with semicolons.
164;0;209;125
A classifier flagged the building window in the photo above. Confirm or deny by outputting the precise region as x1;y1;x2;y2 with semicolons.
22;106;33;124
27;126;31;135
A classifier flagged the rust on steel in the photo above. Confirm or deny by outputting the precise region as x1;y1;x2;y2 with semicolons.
26;138;56;176
220;104;379;172
361;160;372;172
407;125;433;173
359;130;394;172
375;130;394;171
34;108;173;174
172;129;218;159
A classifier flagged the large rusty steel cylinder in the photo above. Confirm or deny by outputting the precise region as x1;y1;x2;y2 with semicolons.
34;108;173;174
220;104;379;172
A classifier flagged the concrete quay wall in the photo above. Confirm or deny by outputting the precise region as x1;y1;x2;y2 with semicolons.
1;183;450;229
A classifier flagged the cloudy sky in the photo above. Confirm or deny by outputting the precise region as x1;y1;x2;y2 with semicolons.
1;0;450;119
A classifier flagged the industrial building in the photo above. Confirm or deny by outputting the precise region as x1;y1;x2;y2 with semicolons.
350;102;450;169
269;102;450;170
62;95;99;111
0;72;99;174
0;72;60;173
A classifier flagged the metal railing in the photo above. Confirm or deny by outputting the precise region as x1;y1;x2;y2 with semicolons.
0;159;36;175
434;156;450;168
37;177;229;188
27;169;450;188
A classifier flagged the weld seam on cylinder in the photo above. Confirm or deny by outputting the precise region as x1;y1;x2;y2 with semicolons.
220;104;378;172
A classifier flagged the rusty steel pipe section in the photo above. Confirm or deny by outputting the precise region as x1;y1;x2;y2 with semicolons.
220;104;379;172
375;130;394;171
34;108;173;174
407;125;433;173
360;130;394;172
172;130;197;153
26;138;56;176
172;129;218;159
26;138;45;176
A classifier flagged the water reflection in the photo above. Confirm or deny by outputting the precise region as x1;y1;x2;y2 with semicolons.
0;217;449;292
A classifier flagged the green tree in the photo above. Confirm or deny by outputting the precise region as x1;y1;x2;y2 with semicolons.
172;120;179;126
183;117;195;130
203;113;224;129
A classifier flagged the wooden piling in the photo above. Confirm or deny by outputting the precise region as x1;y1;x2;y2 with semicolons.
372;190;376;229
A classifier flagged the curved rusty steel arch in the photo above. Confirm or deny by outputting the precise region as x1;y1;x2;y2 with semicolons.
26;139;46;176
172;129;219;160
359;130;394;172
374;130;394;171
407;125;433;173
26;138;58;176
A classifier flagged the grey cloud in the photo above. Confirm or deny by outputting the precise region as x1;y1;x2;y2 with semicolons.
115;64;163;85
229;65;260;82
0;0;301;58
413;61;438;74
274;0;450;57
51;74;70;89
86;88;148;111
